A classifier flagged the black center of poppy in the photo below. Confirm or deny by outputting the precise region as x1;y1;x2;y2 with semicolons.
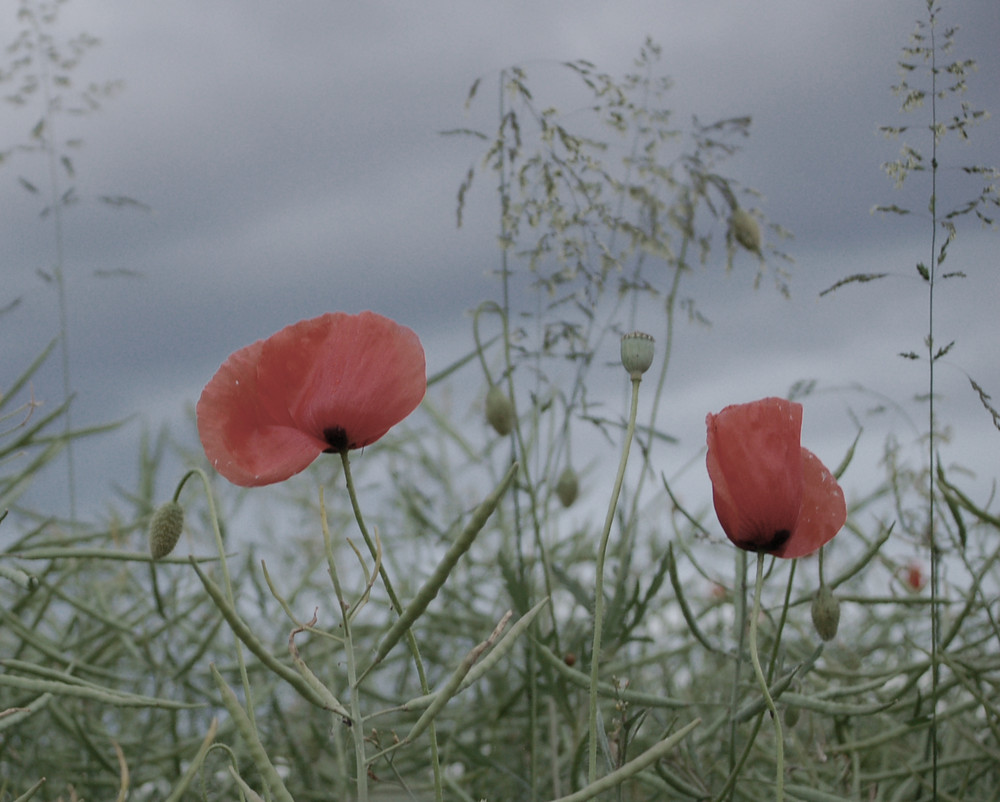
323;426;349;453
736;529;792;555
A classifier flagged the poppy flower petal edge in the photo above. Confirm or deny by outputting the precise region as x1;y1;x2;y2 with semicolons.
197;311;426;487
257;311;426;450
705;398;804;553
779;447;848;559
196;339;328;487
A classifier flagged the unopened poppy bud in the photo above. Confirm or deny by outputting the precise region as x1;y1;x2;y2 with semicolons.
555;466;579;508
485;384;514;436
620;332;654;379
811;585;841;642
783;704;800;728
730;207;761;255
149;501;184;560
905;560;925;591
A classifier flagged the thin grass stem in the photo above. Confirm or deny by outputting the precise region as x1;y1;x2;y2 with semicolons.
749;552;784;801
588;374;642;784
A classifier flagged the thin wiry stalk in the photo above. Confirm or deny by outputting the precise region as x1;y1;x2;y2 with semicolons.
926;5;941;795
27;3;76;519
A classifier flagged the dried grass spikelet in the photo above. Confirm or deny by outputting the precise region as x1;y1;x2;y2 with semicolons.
730;207;762;255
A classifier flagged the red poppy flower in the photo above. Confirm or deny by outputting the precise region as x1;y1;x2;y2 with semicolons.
197;311;426;487
904;560;925;591
706;397;846;559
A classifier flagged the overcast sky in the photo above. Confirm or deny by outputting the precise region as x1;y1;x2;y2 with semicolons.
3;1;998;528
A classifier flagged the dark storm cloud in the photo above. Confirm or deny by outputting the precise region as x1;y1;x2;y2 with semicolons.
3;1;996;516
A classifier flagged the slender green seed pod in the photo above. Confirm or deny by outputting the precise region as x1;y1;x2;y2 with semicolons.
485;384;514;435
620;332;655;379
731;207;762;254
555;466;579;508
149;501;184;559
811;585;841;642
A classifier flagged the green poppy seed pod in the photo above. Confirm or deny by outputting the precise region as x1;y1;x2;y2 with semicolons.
485;384;514;436
149;501;185;560
555;466;579;508
730;207;762;255
620;332;654;379
811;585;841;642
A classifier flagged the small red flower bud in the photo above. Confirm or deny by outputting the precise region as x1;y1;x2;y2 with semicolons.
905;561;925;591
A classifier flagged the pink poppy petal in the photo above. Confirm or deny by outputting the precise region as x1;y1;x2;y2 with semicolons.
196;340;327;487
706;398;804;553
256;311;426;449
778;448;848;559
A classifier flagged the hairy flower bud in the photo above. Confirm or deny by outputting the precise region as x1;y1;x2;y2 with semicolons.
555;466;579;508
485;384;514;436
730;207;762;255
149;501;184;560
620;332;654;379
811;585;841;642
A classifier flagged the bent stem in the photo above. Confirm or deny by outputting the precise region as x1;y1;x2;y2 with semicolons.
588;374;642;784
174;468;268;799
749;551;784;802
338;449;444;802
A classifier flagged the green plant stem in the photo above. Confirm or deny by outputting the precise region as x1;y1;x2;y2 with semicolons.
175;471;255;711
320;487;369;802
174;468;270;802
588;374;642;784
926;8;942;796
338;449;443;802
632;231;688;510
727;547;748;791
749;551;783;802
561;718;700;802
28;7;75;520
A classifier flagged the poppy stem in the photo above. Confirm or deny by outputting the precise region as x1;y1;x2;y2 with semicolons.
588;374;642;784
749;551;784;802
320;486;370;802
174;469;266;792
338;449;445;802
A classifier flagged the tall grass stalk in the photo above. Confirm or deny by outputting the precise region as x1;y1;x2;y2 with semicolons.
588;372;643;784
